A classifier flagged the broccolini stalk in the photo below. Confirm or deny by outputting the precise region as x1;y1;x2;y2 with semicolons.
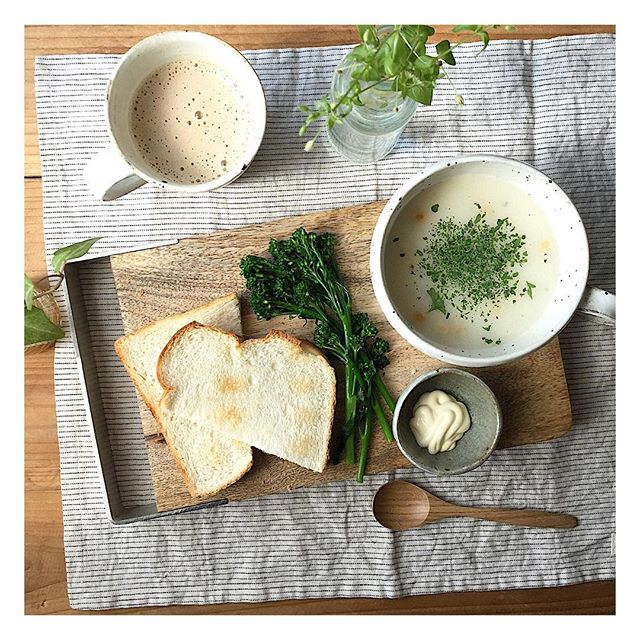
357;408;373;483
240;227;395;482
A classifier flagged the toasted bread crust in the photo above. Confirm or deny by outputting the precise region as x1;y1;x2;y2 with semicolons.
114;337;164;423
156;324;331;391
114;295;252;497
114;294;239;422
158;420;253;499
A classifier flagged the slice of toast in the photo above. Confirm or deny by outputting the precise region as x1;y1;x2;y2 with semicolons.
115;295;253;498
158;324;336;473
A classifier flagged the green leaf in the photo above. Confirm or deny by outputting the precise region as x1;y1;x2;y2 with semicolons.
24;273;35;310
357;25;378;46
402;24;434;37
414;54;439;79
351;62;378;82
436;40;456;65
399;25;431;58
390;29;410;62
452;24;478;33
427;287;447;314
366;66;384;81
51;237;102;274
348;43;376;63
315;96;331;115
377;31;409;76
526;281;536;299
476;29;490;52
406;82;434;106
306;111;321;124
24;305;64;346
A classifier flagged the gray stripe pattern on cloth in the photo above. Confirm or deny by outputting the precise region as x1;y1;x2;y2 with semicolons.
34;34;615;610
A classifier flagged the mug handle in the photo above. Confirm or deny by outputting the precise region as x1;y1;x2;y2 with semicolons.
84;145;147;201
577;286;616;325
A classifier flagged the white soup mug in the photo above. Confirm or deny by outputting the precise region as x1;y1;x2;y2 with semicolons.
370;155;615;368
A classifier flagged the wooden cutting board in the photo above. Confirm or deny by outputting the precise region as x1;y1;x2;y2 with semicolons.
111;201;572;512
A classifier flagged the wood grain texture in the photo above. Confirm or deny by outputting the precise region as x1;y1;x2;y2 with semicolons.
24;24;615;615
373;481;577;531
111;200;572;512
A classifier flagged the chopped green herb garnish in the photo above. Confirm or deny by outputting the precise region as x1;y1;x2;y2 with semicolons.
525;281;536;298
431;204;440;213
417;212;534;321
482;337;494;344
426;287;447;315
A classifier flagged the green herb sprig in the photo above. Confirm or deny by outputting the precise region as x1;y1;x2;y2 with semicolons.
299;24;512;150
24;238;101;347
240;228;395;482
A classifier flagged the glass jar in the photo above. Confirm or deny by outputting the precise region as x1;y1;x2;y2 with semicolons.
326;53;417;164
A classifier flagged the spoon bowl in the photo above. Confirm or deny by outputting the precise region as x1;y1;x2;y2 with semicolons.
373;479;431;530
373;480;578;531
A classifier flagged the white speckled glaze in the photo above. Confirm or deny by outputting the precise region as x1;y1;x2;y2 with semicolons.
370;154;605;367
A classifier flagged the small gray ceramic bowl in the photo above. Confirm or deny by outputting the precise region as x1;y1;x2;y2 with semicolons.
393;368;502;475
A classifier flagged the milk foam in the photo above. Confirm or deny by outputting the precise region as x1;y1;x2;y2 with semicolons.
129;59;252;185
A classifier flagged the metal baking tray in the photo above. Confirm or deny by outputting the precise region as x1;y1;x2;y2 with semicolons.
63;243;228;524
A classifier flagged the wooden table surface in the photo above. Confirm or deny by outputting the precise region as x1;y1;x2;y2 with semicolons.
24;24;616;615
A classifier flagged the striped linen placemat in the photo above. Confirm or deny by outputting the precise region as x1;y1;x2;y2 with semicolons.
34;34;615;610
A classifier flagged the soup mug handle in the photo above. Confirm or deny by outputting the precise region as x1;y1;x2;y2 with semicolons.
577;286;615;325
84;144;147;202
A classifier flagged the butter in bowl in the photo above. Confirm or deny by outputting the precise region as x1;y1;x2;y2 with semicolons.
393;368;502;475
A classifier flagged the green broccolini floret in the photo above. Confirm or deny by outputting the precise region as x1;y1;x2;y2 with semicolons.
240;227;395;482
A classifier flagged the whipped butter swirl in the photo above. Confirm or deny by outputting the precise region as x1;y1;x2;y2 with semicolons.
409;390;471;454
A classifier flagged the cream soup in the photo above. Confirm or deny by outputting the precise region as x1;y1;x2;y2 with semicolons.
383;172;560;351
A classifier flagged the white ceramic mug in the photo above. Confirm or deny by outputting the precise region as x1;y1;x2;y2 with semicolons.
84;31;266;201
370;154;615;368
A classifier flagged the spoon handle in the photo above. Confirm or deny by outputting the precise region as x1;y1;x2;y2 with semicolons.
448;506;577;529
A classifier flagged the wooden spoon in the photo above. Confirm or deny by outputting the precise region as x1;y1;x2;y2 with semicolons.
373;481;578;531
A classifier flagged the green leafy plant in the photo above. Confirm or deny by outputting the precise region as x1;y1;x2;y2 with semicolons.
240;228;395;482
24;238;101;347
299;24;512;150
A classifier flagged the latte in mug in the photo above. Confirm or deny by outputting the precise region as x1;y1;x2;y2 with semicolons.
85;31;266;201
129;58;253;185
